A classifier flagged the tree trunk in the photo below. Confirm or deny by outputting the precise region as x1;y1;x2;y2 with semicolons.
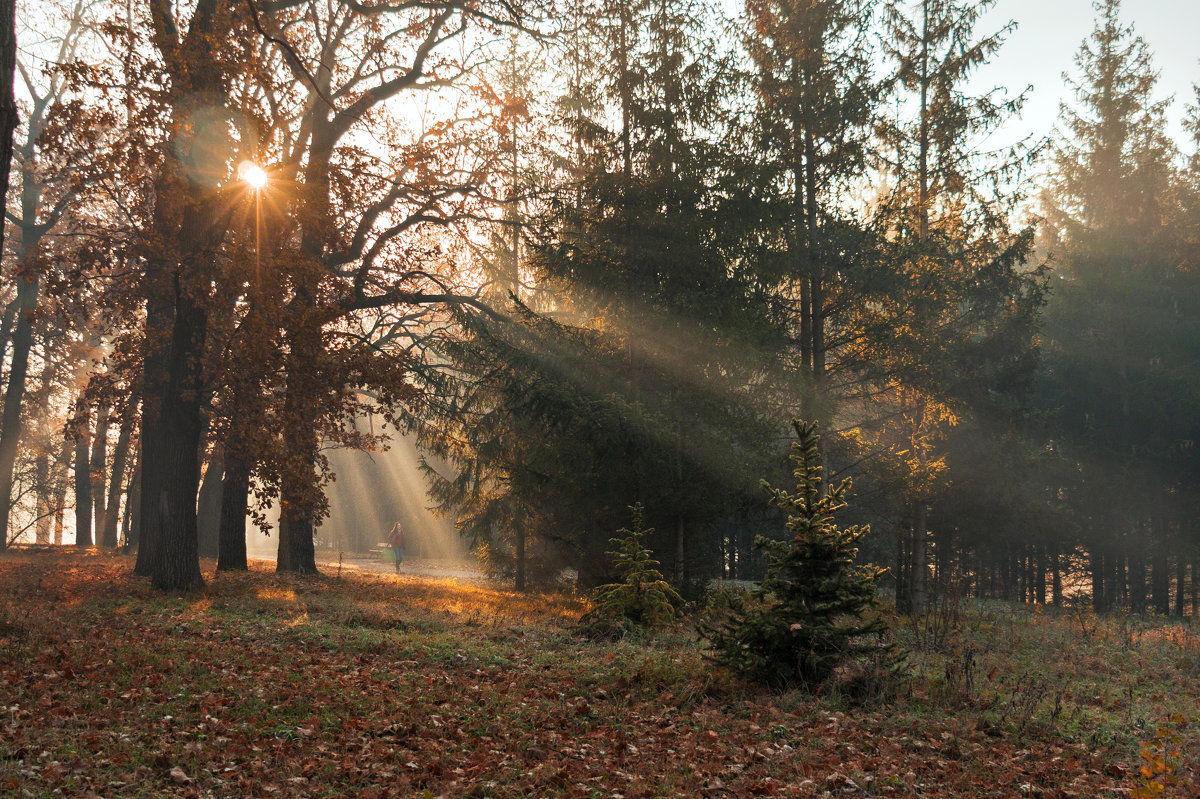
515;524;526;591
52;434;68;545
124;460;140;552
895;524;911;613
33;451;48;544
137;262;207;589
1174;555;1186;618
1192;558;1198;619
275;335;320;575
52;498;63;545
134;1;233;589
133;297;170;575
102;411;133;547
907;500;927;615
1090;549;1104;612
196;448;223;559
0;222;41;548
1151;516;1169;615
1036;546;1047;605
278;506;318;574
0;0;16;294
216;452;248;571
73;408;92;546
0;298;17;379
89;399;110;543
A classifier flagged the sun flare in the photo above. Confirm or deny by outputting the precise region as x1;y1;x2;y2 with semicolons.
238;160;269;190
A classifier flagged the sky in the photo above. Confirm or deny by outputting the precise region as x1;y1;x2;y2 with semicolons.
974;0;1200;151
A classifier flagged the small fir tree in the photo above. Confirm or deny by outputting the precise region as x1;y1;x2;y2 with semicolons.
582;504;683;635
708;420;896;687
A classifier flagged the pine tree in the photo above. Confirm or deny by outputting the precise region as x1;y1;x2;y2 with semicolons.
707;420;896;688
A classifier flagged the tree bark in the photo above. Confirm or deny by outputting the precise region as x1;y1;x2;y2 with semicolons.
217;452;248;571
0;171;42;547
1051;544;1063;606
1174;554;1186;618
52;434;68;545
135;0;234;590
33;451;48;544
196;447;223;559
73;408;91;546
124;459;140;552
102;410;133;547
0;0;16;285
1151;515;1169;615
907;501;928;615
89;399;110;543
1091;549;1105;613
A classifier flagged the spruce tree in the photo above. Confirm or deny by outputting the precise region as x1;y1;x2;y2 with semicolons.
582;503;683;634
707;420;895;688
1037;0;1198;614
874;0;1043;615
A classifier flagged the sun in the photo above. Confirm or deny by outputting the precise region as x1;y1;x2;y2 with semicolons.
238;160;269;190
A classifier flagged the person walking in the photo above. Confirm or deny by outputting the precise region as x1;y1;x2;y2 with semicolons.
387;522;405;573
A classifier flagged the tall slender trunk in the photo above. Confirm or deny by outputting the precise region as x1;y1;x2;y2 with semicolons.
1174;555;1186;618
1151;515;1169;615
102;410;133;547
908;500;927;614
89;399;110;542
895;521;911;613
0;0;16;281
0;298;17;380
1091;548;1106;613
1192;558;1198;619
73;407;92;546
515;524;526;591
1051;542;1063;606
803;108;824;399
52;434;68;545
0;154;45;547
124;459;140;552
1035;546;1047;604
33;451;48;543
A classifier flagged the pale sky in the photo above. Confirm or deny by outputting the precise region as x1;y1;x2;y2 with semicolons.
975;0;1200;151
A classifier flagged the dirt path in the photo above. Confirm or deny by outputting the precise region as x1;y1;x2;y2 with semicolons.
313;553;488;583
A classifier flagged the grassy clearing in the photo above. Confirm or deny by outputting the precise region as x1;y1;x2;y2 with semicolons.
0;549;1196;798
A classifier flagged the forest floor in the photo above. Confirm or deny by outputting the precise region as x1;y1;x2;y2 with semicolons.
0;549;1197;798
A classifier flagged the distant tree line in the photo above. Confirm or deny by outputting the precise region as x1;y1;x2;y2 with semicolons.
0;0;1195;615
